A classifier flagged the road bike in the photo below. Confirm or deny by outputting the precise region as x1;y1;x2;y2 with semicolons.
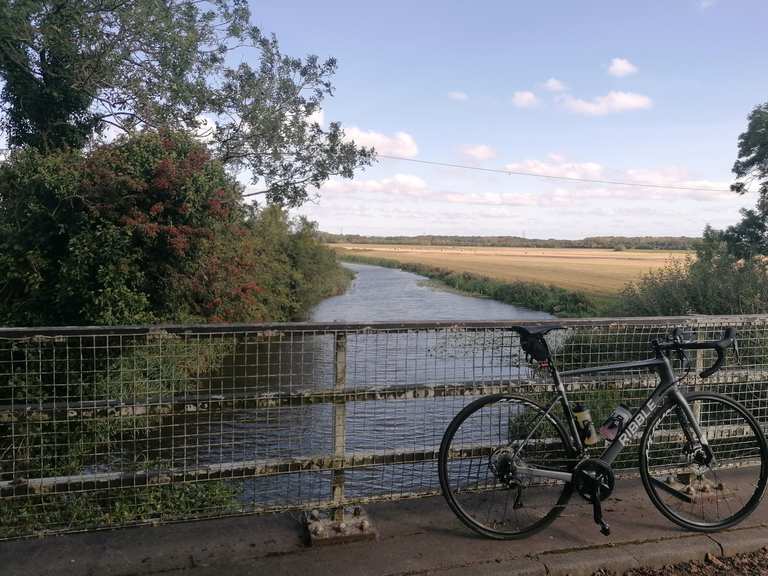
438;325;768;538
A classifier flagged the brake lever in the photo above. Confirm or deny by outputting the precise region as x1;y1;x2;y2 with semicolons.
676;348;690;372
700;346;725;378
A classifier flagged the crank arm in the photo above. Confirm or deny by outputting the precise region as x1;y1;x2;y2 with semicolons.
591;487;611;536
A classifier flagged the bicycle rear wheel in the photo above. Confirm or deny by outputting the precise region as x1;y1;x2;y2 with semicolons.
640;392;768;531
438;394;575;539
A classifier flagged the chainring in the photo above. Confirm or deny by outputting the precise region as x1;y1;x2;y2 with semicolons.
573;458;615;502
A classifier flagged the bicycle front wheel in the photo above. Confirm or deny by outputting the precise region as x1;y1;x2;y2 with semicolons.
438;394;575;539
640;392;768;531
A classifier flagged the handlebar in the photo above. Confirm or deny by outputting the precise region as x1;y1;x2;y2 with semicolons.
654;327;737;378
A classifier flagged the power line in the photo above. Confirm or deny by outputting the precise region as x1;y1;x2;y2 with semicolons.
378;154;733;194
0;144;735;195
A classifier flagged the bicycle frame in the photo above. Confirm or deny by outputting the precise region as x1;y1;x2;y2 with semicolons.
513;353;710;483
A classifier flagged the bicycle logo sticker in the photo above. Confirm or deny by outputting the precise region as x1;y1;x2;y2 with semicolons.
617;398;658;447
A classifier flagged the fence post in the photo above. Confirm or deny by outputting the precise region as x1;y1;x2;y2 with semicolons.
332;332;347;522
693;322;705;420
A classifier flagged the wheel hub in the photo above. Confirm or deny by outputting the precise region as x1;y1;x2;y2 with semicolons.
489;447;516;485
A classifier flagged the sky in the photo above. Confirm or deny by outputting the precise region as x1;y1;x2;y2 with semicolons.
258;1;767;239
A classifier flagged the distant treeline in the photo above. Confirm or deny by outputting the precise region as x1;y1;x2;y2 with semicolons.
322;234;700;251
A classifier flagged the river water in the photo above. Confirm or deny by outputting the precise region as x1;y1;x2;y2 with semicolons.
234;263;552;508
311;262;551;322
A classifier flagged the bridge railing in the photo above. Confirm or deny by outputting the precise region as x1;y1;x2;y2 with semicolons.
1;315;767;539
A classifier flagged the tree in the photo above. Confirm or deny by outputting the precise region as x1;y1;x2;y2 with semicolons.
725;102;768;257
615;227;768;316
0;0;373;206
0;132;238;325
615;100;768;316
0;131;350;326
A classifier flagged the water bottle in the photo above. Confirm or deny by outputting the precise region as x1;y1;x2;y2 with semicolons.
599;404;633;441
573;402;600;446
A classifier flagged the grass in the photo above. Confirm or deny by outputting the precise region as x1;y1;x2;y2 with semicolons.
332;244;687;296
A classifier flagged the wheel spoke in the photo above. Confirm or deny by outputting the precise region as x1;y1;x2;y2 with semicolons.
439;395;573;538
642;394;768;530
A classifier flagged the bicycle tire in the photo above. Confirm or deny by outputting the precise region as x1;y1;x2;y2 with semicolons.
640;391;768;531
438;394;575;539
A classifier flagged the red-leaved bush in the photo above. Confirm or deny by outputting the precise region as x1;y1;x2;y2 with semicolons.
0;131;348;326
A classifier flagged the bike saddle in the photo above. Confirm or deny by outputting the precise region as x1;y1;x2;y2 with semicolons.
517;325;565;362
515;324;565;338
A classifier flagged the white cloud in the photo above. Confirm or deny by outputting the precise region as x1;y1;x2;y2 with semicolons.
512;91;538;108
560;91;652;116
321;173;429;197
299;151;746;237
443;191;536;207
608;58;638;77
543;78;567;92
505;156;604;180
448;91;469;101
320;172;535;208
307;108;325;127
699;0;716;8
345;127;418;157
503;158;734;203
461;144;497;161
624;167;732;200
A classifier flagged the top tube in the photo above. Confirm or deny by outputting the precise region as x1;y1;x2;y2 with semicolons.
559;358;665;377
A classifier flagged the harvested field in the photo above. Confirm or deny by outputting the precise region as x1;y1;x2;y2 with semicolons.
332;244;688;295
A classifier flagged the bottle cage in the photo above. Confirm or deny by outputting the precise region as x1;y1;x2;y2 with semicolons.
520;334;550;362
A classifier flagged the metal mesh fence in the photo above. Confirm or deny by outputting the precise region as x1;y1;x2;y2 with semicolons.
1;316;767;539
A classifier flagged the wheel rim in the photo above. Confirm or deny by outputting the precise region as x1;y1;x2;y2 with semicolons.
441;397;572;536
644;396;767;528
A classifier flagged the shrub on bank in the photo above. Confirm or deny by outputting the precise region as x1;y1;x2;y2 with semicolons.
615;229;768;316
0;132;348;326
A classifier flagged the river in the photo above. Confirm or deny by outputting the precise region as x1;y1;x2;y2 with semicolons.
230;263;552;509
311;262;551;322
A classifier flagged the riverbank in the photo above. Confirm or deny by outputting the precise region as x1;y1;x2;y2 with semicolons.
0;243;353;539
338;254;608;317
297;261;355;318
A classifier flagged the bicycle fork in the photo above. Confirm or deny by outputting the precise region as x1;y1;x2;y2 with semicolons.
648;390;716;502
670;388;715;465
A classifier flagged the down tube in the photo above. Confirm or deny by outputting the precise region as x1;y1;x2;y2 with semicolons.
600;380;675;465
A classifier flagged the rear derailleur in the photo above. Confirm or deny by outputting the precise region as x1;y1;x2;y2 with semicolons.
489;448;525;509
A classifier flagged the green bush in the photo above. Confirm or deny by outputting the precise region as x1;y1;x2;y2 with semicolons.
615;228;768;316
0;131;349;327
0;482;240;538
